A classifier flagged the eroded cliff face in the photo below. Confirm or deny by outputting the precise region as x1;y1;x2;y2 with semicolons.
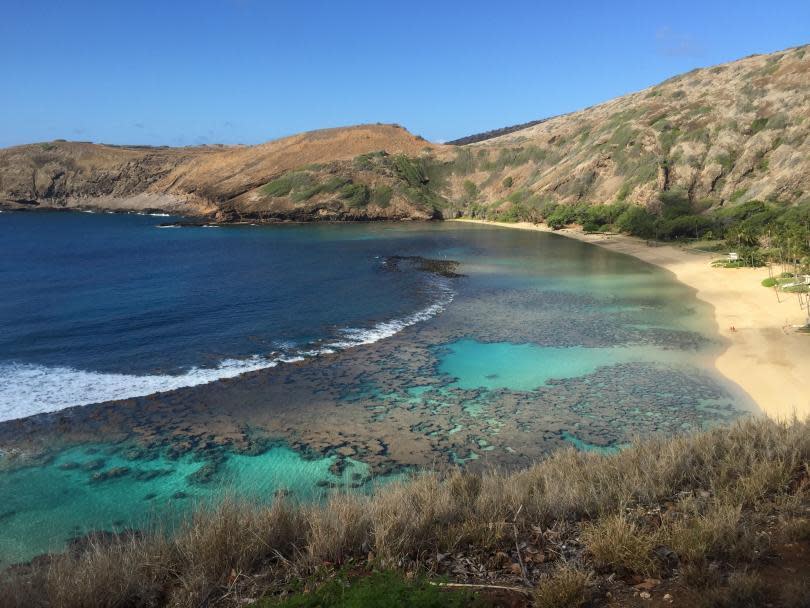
0;125;445;221
0;142;213;214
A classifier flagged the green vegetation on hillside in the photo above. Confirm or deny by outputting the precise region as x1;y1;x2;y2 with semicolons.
256;572;480;608
465;189;810;271
3;417;809;608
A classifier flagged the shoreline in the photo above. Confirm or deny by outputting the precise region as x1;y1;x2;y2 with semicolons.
452;218;810;421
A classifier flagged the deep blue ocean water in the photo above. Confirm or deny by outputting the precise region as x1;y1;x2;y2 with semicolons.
0;213;458;420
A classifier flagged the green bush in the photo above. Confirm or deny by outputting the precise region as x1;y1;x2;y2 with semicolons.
584;202;629;226
393;155;428;188
260;571;478;608
657;214;715;239
340;183;370;208
546;205;581;230
659;189;693;219
371;185;393;208
293;176;350;202
614;206;656;238
261;172;315;197
462;180;478;202
750;117;769;134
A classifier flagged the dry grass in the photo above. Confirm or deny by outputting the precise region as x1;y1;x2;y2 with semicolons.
532;564;591;608
780;579;810;608
0;417;808;607
581;513;658;576
695;570;768;608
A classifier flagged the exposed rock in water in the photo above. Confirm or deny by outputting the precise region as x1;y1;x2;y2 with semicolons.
383;255;464;278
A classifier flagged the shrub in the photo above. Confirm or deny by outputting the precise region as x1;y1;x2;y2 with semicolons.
339;183;370;208
614;206;656;238
583;202;628;227
546;205;580;229
293;176;350;202
659;189;693;219
371;185;393;208
533;564;591;608
261;172;315;197
581;513;658;576
657;214;715;239
750;117;769;134
261;571;478;607
462;180;478;202
393;155;428;188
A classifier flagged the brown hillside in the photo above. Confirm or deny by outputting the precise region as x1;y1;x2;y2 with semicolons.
0;124;442;220
448;45;810;212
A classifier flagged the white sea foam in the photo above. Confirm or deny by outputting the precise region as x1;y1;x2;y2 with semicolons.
326;279;454;349
0;278;455;423
0;355;278;423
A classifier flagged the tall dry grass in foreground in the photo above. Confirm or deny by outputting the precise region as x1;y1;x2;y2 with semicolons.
1;417;809;607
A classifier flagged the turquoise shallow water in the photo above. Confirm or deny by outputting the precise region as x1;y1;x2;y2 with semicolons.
438;339;669;391
0;443;370;564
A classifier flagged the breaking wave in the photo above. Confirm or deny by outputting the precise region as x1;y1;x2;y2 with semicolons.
0;278;454;422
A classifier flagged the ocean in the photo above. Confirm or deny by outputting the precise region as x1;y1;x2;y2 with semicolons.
0;213;452;420
0;212;748;563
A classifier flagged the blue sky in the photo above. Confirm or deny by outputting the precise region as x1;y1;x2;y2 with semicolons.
1;0;808;148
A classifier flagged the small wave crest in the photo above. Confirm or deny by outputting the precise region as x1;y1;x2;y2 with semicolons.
0;278;455;422
326;278;454;349
0;355;278;423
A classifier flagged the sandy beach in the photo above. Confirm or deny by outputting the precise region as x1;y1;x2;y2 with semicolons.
453;219;810;420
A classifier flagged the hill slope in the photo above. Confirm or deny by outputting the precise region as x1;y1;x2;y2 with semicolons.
0;124;442;221
437;44;810;216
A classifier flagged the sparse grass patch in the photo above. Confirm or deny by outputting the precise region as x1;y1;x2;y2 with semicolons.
581;512;658;576
532;564;591;608
694;571;768;608
781;578;810;608
662;502;760;566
